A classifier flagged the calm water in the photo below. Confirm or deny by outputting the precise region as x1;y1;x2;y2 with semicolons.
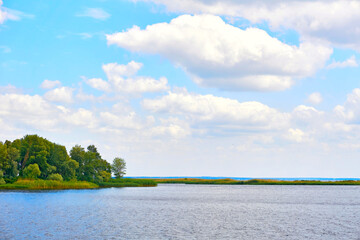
1;184;360;239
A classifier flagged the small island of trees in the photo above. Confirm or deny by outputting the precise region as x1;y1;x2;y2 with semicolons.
0;135;156;189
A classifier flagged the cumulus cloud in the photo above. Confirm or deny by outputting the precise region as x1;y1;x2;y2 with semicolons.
327;56;358;69
0;93;60;130
40;79;61;89
76;8;111;20
334;88;360;123
285;128;308;143
307;92;323;105
139;0;360;51
44;86;74;103
142;89;289;131
86;61;169;94
107;15;332;91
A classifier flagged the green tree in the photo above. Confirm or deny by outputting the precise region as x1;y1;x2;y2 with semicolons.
23;163;41;179
100;171;111;182
6;146;19;178
112;157;126;178
71;145;111;182
59;159;79;181
0;170;5;184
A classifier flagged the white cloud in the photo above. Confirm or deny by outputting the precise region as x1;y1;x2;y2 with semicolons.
140;0;360;51
86;61;169;94
147;118;191;138
107;15;332;91
327;56;358;69
100;111;144;130
0;84;21;94
0;93;60;130
285;128;308;143
103;61;143;78
334;88;360;123
307;92;323;105
76;8;111;20
86;78;111;92
40;79;61;89
0;0;34;24
44;86;74;103
65;108;97;128
142;89;289;131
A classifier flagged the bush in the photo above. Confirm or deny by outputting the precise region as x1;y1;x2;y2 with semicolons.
0;178;5;185
23;164;41;179
47;173;63;181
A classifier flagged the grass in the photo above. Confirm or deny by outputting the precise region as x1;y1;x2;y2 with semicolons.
153;178;360;185
0;179;99;190
0;178;157;190
98;178;157;188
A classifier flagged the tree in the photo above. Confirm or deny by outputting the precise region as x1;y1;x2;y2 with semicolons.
112;157;126;178
100;171;111;182
23;163;41;179
0;170;5;184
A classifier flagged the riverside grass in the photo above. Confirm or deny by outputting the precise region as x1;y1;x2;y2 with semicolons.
0;178;157;190
153;178;360;185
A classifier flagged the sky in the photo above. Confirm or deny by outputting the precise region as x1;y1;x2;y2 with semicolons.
1;0;360;177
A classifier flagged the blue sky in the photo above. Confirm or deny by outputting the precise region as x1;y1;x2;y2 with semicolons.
1;0;360;177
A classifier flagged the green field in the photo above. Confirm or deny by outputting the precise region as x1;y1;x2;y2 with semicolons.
153;178;360;185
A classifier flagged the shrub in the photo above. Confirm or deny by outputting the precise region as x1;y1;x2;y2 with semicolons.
47;173;63;181
23;164;41;179
0;178;5;185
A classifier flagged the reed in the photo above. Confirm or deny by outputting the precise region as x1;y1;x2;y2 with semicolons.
98;178;157;188
0;179;98;190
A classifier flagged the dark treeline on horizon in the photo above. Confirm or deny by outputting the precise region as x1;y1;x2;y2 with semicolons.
0;135;123;183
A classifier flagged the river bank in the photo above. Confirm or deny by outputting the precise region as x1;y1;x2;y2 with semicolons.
0;178;157;190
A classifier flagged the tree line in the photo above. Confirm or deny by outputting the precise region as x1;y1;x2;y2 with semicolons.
0;135;126;184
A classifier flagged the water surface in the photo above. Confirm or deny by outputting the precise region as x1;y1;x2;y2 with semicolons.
1;184;360;239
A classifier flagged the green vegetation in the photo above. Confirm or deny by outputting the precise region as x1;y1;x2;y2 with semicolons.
98;178;157;188
0;179;98;190
153;178;360;185
23;163;41;179
0;134;156;190
112;157;126;178
48;173;63;181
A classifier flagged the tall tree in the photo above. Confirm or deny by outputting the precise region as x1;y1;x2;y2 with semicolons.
112;157;126;178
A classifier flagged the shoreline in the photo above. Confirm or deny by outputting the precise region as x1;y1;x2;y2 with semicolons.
152;178;360;185
0;178;157;190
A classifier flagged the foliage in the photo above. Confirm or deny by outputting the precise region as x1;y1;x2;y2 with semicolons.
0;170;5;185
0;135;121;186
48;173;63;181
98;178;157;188
23;163;41;179
100;171;111;182
70;145;111;182
112;157;126;178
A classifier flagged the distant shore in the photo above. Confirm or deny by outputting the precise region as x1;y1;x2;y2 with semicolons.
152;178;360;185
